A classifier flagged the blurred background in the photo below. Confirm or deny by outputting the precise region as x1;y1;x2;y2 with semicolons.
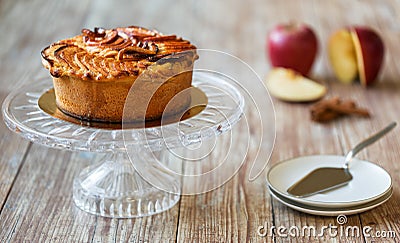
1;0;398;91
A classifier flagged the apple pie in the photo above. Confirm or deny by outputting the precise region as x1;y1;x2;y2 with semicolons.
41;26;197;122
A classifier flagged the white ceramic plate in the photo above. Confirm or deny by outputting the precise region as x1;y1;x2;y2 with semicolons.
267;155;392;208
269;186;393;216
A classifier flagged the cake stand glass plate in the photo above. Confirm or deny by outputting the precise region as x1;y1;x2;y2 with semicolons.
267;155;392;208
2;70;245;218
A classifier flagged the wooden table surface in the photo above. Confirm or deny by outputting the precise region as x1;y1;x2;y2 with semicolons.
1;0;400;242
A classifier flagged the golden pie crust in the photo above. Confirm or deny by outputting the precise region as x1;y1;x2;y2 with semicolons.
41;26;197;122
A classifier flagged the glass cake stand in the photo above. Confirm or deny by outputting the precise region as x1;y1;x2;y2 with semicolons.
2;70;245;218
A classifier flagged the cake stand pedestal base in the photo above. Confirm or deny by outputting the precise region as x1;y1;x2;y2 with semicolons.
72;152;180;218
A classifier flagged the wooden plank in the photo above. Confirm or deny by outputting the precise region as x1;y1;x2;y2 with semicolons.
1;0;400;242
176;118;275;242
0;0;51;214
0;116;30;211
0;145;95;242
0;145;181;242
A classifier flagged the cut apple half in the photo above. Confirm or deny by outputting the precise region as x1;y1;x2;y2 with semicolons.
328;26;385;87
265;68;327;102
328;30;358;84
351;27;385;87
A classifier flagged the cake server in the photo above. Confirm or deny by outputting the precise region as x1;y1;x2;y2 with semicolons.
287;122;397;197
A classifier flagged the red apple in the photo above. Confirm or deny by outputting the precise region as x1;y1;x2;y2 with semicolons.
267;23;318;76
352;26;385;86
328;26;385;87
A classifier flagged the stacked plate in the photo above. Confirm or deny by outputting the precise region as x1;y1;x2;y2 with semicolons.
267;155;393;216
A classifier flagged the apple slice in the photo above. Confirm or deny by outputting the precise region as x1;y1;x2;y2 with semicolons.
328;30;358;84
351;27;385;87
265;68;327;102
